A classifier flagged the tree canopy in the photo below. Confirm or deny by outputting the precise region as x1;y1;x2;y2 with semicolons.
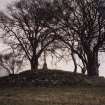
0;0;58;71
0;0;105;76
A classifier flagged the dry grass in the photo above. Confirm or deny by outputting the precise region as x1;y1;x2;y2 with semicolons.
0;86;105;105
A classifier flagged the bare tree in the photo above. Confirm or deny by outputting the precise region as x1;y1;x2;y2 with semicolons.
51;0;105;76
0;0;57;71
0;51;22;75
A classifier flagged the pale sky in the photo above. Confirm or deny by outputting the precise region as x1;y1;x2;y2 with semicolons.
0;0;105;77
0;0;15;10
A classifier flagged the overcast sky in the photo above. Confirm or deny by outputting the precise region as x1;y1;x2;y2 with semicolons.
0;0;15;10
0;0;105;77
0;0;16;51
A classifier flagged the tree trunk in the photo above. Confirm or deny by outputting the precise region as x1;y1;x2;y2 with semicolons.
87;51;99;77
43;51;48;70
43;62;48;70
71;52;77;73
30;57;38;72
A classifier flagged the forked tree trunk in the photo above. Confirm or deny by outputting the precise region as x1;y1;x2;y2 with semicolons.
86;51;99;77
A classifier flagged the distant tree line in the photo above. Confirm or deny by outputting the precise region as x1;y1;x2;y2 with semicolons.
0;0;105;77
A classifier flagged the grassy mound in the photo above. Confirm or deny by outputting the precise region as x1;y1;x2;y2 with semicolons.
0;69;105;87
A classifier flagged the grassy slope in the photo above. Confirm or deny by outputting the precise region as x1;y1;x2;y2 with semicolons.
0;86;105;105
0;69;105;105
0;69;105;87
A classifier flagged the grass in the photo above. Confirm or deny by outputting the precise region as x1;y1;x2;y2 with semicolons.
0;69;105;105
0;86;105;105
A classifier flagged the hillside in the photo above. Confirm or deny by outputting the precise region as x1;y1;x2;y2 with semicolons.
0;70;105;105
0;69;105;87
